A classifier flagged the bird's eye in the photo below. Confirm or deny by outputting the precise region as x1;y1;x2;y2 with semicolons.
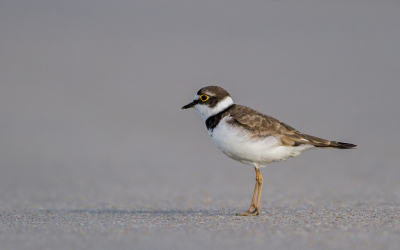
200;94;209;102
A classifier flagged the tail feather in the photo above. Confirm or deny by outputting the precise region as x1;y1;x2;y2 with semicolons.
303;134;358;149
329;141;358;149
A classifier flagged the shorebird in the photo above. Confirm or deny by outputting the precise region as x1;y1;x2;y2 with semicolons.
182;86;357;216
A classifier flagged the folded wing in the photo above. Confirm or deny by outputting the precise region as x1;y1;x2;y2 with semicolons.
227;105;357;149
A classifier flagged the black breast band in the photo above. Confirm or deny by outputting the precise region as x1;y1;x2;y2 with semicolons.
205;104;235;131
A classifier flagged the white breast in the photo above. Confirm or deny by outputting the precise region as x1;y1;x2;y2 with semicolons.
209;116;315;167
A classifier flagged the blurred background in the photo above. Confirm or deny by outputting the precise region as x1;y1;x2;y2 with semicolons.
0;0;399;212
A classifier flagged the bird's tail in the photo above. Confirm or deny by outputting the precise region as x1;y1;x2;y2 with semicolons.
328;141;358;149
304;134;358;149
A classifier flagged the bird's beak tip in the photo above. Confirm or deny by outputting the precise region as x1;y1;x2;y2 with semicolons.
182;102;195;110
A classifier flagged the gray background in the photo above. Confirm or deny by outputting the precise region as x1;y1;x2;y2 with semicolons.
0;1;399;249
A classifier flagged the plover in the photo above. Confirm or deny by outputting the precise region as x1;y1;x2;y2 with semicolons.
182;86;357;216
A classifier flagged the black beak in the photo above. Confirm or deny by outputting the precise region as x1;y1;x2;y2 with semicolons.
181;100;197;109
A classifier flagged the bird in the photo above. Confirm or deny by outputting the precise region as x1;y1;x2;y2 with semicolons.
182;86;357;216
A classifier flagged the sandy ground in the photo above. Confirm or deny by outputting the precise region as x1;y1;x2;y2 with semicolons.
1;205;399;250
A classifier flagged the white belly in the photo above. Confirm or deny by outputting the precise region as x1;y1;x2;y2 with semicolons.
209;117;314;167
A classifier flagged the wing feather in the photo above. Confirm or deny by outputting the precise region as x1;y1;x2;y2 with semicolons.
227;105;327;147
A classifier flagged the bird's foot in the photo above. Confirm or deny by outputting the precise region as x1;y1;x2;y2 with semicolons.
236;207;260;216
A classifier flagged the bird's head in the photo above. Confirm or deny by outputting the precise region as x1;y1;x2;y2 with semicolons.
182;86;234;121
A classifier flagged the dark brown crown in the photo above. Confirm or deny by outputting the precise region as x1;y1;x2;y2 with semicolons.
196;86;231;108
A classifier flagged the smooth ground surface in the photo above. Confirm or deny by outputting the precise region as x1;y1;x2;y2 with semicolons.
1;1;400;249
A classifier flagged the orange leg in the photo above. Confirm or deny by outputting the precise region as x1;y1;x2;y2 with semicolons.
255;168;263;212
237;167;263;216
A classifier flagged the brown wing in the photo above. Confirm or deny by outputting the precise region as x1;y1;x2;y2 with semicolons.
226;105;336;147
